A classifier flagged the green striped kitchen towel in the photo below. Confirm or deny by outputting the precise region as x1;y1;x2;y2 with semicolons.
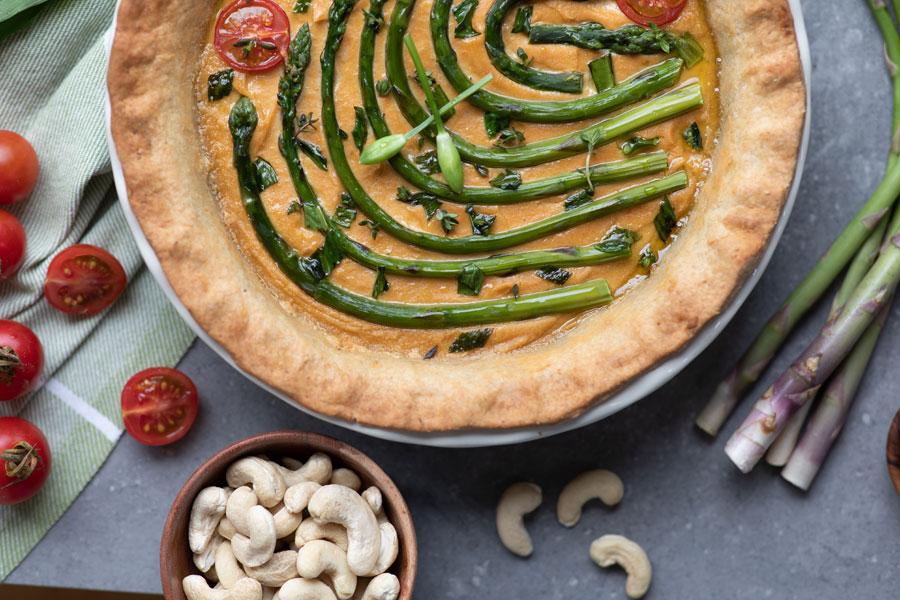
0;0;195;579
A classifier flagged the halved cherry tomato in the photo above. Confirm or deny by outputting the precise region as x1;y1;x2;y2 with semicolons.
616;0;687;27
214;0;291;73
0;417;51;505
0;320;43;403
0;131;39;205
44;244;127;315
0;209;26;279
121;367;199;446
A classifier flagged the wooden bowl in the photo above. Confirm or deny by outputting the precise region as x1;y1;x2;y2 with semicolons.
887;408;900;497
160;431;417;599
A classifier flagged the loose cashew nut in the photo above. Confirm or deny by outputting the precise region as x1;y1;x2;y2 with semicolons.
295;539;358;600
272;452;333;486
361;487;382;517
215;540;247;589
589;535;652;599
219;517;237;540
270;502;304;539
330;468;362;491
231;505;277;568
495;482;542;557
556;470;624;527
308;485;380;576
360;573;400;600
295;519;349;551
284;481;322;514
364;522;398;576
194;534;224;573
243;550;299;587
227;458;287;508
227;487;260;536
190;487;228;554
183;575;262;600
274;578;337;600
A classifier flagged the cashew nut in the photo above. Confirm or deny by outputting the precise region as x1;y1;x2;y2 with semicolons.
364;522;398;576
556;470;624;527
190;487;229;554
360;487;382;517
227;458;287;508
219;517;237;540
295;540;358;600
272;452;333;486
295;519;349;551
271;502;304;539
308;485;380;576
227;486;261;536
215;540;247;589
274;578;337;600
183;575;262;600
231;505;277;568
284;481;322;514
330;468;362;491
495;482;542;557
589;535;652;599
360;573;400;600
194;534;225;573
243;550;299;587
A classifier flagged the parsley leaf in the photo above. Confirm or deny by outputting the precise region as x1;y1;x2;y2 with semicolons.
395;187;442;220
449;329;493;353
563;188;594;211
493;126;525;147
297;139;328;171
359;219;381;240
458;263;486;295
414;150;440;175
310;229;345;276
453;0;480;38
536;266;571;285
465;205;496;236
620;136;660;156
512;283;519;298
333;204;357;228
683;122;703;150
207;69;234;101
515;47;534;67
483;112;510;138
424;346;438;359
596;227;640;253
436;209;459;234
638;245;657;268
352;107;368;152
653;197;677;241
372;266;390;299
293;0;311;12
474;164;489;177
489;169;522;190
253;158;278;191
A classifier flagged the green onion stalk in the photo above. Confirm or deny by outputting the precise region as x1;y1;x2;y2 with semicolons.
234;95;617;327
426;0;685;122
694;0;900;437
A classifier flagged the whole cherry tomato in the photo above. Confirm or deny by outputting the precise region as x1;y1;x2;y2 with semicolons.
0;417;51;505
0;320;44;402
0;209;26;279
0;131;39;205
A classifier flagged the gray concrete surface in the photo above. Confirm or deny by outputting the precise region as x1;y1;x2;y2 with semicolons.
8;0;900;597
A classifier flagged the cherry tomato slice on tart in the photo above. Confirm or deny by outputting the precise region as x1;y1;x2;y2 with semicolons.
214;0;291;73
0;320;44;403
0;131;39;205
616;0;687;27
0;417;51;505
44;244;127;315
0;209;26;279
121;367;199;446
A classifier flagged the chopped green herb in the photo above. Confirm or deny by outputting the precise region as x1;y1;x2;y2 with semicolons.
515;47;534;66
414;150;440;175
338;128;348;141
673;32;704;69
452;0;479;38
588;55;614;92
580;129;602;190
340;192;355;207
352;107;368;152
621;136;660;156
563;188;594;211
287;201;302;215
465;204;496;236
474;164;489;177
297;139;328;170
489;169;522;190
424;346;438;359
359;219;381;240
296;112;318;132
207;69;234;101
449;328;493;353
253;158;278;191
483;111;510;138
596;227;640;253
372;266;390;298
653;197;677;241
683;122;703;150
376;78;393;96
293;0;311;12
638;245;657;268
333;205;357;228
511;6;533;34
436;209;459;234
493;126;525;147
312;229;345;276
458;263;486;295
395;187;442;220
512;283;519;298
536;266;571;285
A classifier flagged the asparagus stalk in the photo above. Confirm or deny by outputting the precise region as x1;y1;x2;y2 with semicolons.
484;0;583;93
764;401;813;467
724;205;900;472
695;0;900;437
780;299;892;489
426;0;685;122
234;95;616;327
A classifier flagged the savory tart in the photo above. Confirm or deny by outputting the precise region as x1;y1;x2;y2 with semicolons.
108;0;805;430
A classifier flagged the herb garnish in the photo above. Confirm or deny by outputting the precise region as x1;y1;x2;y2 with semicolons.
638;245;657;268
512;284;519;298
515;47;534;67
653;197;677;241
536;266;571;285
414;150;440;175
493;126;525;147
376;78;393;96
396;187;442;219
359;219;381;240
449;329;493;353
452;0;479;38
233;37;277;59
293;0;311;12
483;111;510;138
683;122;703;150
289;200;328;233
207;69;234;101
333;193;358;228
511;6;532;34
596;227;640;253
489;169;522;190
621;136;660;156
465;205;496;236
310;230;345;277
458;263;486;295
424;346;438;359
436;209;459;234
563;188;594;211
297;139;328;170
352;107;368;152
580;129;602;190
253;158;278;191
296;112;318;133
474;164;489;177
372;266;390;299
